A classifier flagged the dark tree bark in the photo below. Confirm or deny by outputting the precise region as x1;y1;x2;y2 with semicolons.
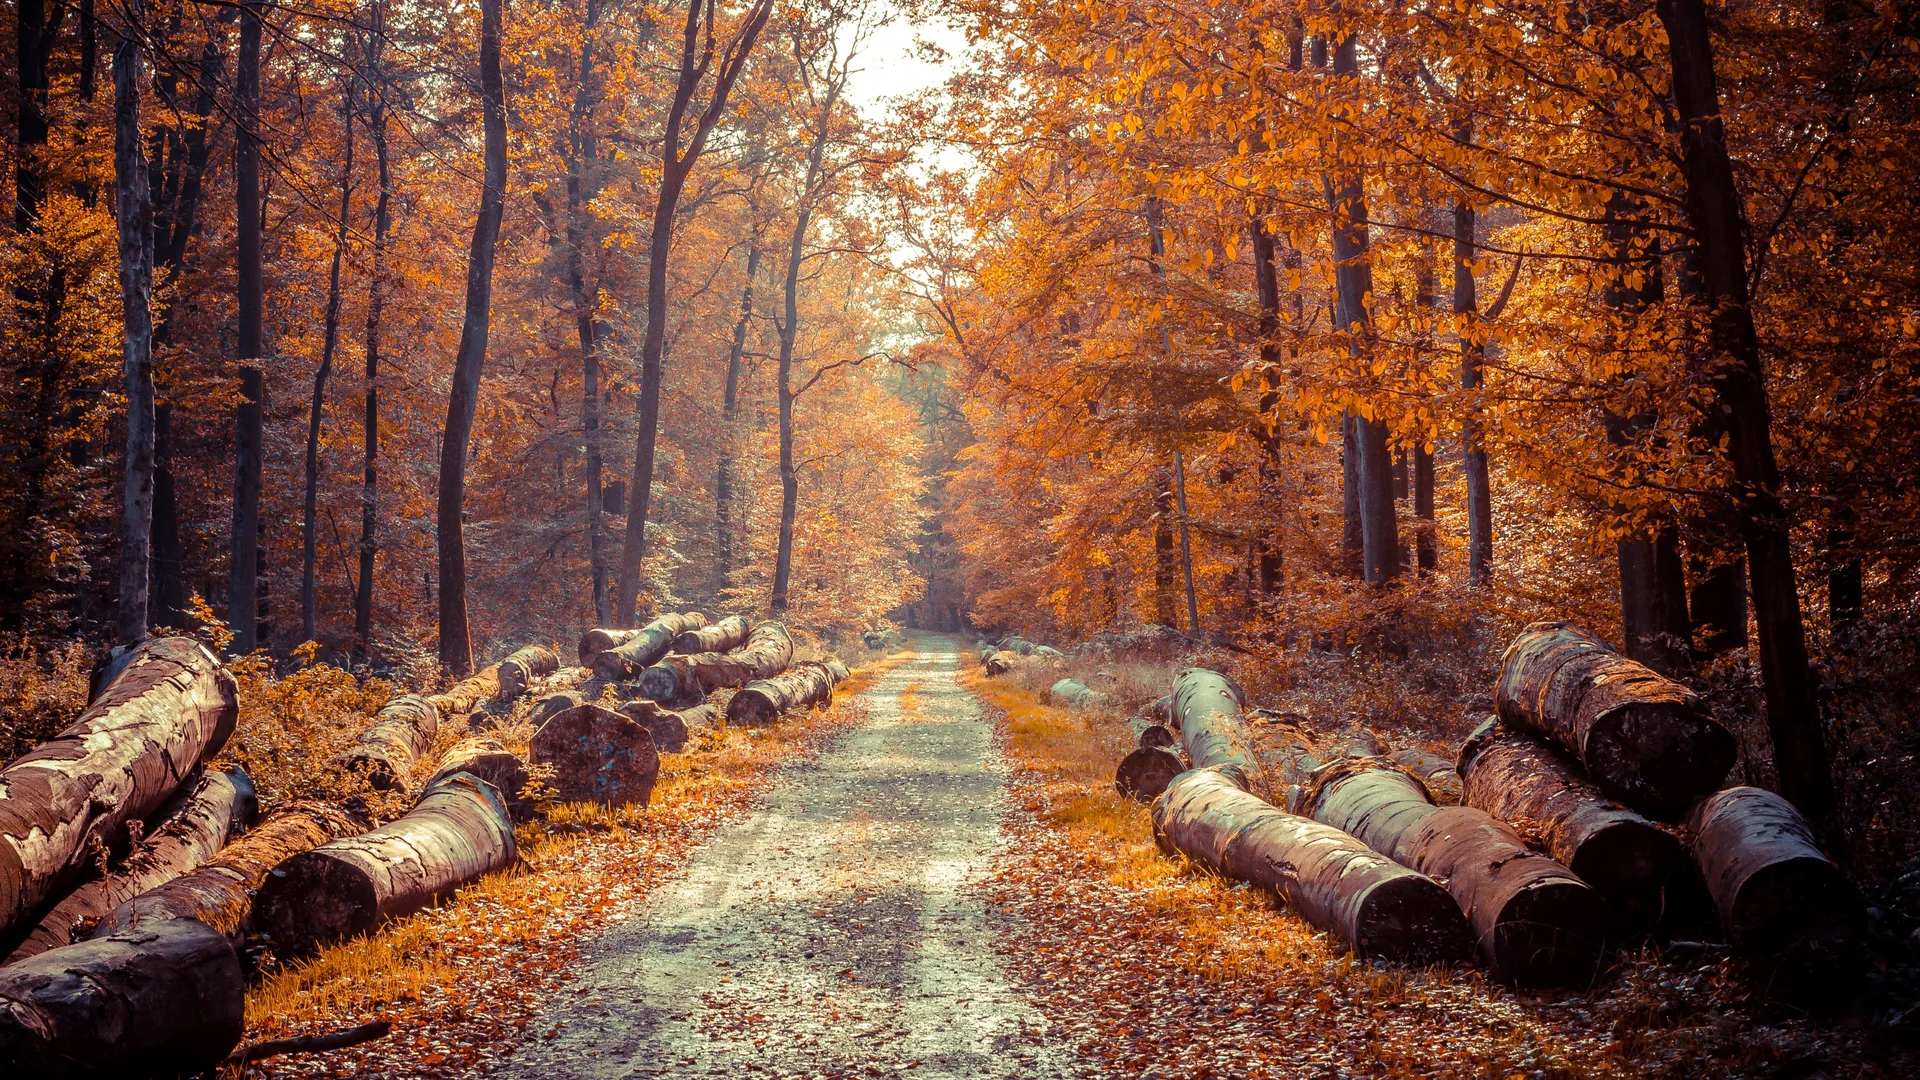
254;773;517;955
1249;213;1284;593
113;10;157;648
1114;745;1183;802
230;0;266;655
302;77;356;646
617;0;776;623
672;613;749;654
0;637;238;935
1655;0;1836;829
329;694;440;791
715;244;760;598
79;0;98;103
13;0;65;233
1453;175;1493;586
530;705;660;806
588;611;709;678
151;403;184;626
1153;468;1177;624
354;9;393;664
638;620;793;704
437;0;509;675
559;0;612;625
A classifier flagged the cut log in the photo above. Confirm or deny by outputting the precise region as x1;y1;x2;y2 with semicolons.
1687;786;1864;994
428;664;501;716
578;627;641;666
1137;724;1176;750
1153;766;1470;963
1049;678;1105;708
496;645;560;699
1032;644;1065;659
591;612;711;680
6;768;258;963
88;802;360;941
252;773;517;956
329;694;440;791
0;636;238;938
678;703;719;736
671;614;750;655
1457;718;1683;933
426;738;529;804
997;636;1037;655
0;918;244;1077
1496;621;1735;819
983;651;1014;677
617;700;690;753
637;621;793;705
1386;748;1464;806
1114;746;1184;802
1170;667;1263;791
532;690;587;725
821;657;852;684
726;663;836;727
1141;694;1174;727
1298;757;1609;987
529;705;661;807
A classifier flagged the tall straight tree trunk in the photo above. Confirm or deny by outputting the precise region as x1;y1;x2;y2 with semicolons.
152;404;182;625
1153;469;1177;625
562;0;610;625
714;243;758;600
302;80;355;645
14;0;63;233
230;0;265;654
1412;244;1437;573
1657;0;1836;828
354;13;391;664
1249;213;1284;594
436;0;508;676
1454;183;1493;586
113;0;155;647
616;0;775;623
1676;242;1749;656
79;0;97;103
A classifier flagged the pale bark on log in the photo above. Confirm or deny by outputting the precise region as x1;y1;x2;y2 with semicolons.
1152;766;1470;963
529;705;660;807
578;627;642;666
590;612;710;680
0;918;244;1077
426;738;529;804
678;704;720;737
6;768;258;963
253;773;516;956
617;701;690;753
726;662;835;727
1049;679;1105;708
997;636;1037;655
1687;786;1863;993
1497;621;1734;819
1115;746;1184;802
429;664;501;716
88;803;359;941
1458;718;1682;932
1299;757;1609;986
1170;667;1263;792
671;614;749;655
637;621;793;704
496;645;560;699
0;636;238;939
330;694;440;791
983;651;1014;676
1386;748;1463;805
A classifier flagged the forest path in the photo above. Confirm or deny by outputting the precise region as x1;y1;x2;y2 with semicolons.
500;636;1083;1080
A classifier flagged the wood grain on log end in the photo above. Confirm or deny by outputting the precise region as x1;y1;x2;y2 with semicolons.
1114;747;1184;802
530;705;661;807
1137;724;1176;750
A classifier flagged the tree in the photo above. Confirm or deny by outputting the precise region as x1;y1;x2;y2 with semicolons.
113;0;155;647
230;0;267;653
354;5;393;663
301;74;356;646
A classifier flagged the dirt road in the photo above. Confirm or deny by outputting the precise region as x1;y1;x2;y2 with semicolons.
502;638;1082;1079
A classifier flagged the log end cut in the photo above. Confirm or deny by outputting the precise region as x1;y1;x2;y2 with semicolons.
1115;747;1185;803
530;705;662;808
1350;872;1476;965
1484;876;1611;989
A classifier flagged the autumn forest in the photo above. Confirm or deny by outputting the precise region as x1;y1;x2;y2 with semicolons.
1;0;1919;1076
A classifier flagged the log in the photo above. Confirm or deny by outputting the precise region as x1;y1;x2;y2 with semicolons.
1032;644;1065;659
1298;757;1609;987
726;663;837;727
1142;694;1174;727
678;703;720;736
637;621;793;705
671;614;750;656
0;636;238;939
1386;747;1464;805
529;705;661;807
617;701;690;753
983;651;1014;677
1687;786;1864;993
1457;718;1683;933
496;645;560;699
1169;667;1263;791
590;612;710;680
532;690;588;726
1153;766;1471;963
224;1020;392;1067
1048;678;1105;708
0;918;244;1077
821;657;852;684
426;738;529;803
1114;747;1184;802
88;803;360;941
329;693;440;791
1496;621;1735;819
1137;724;1177;750
6;768;258;963
998;636;1037;655
253;773;517;956
578;627;642;666
428;664;501;716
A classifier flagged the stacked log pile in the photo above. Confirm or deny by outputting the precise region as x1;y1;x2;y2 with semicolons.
638;621;793;706
588;612;709;680
672;614;750;655
726;660;847;727
329;694;439;790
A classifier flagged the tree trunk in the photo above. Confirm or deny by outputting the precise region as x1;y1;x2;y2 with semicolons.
436;0;508;676
529;705;660;806
1413;446;1436;573
1457;719;1683;933
715;244;760;599
329;694;440;791
428;665;501;717
1453;182;1493;587
588;611;709;679
354;11;392;665
152;403;184;626
1048;678;1104;708
671;613;749;655
1114;746;1183;802
1153;766;1471;963
230;0;266;655
637;620;794;705
113;12;157;648
1297;758;1609;986
87;802;358;941
13;0;63;234
1153;468;1177;624
1688;530;1748;656
425;738;528;806
1656;0;1836;829
562;0;611;626
496;645;560;699
302;77;355;646
725;660;840;727
616;700;690;753
254;774;514;956
0;918;245;1077
0;637;238;936
1496;620;1734;819
1249;214;1284;593
1169;667;1262;792
5;768;257;963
